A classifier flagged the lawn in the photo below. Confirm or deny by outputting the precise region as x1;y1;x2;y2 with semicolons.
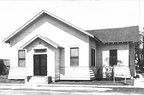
0;75;24;84
0;75;134;85
52;78;134;86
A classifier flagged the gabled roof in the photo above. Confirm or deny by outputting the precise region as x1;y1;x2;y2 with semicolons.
3;10;94;43
21;35;60;49
86;26;139;43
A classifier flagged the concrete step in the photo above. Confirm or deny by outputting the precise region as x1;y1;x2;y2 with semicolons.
26;76;52;84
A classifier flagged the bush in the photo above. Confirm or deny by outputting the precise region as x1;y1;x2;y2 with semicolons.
0;59;8;75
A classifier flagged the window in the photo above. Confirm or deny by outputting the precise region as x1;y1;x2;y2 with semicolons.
91;48;95;66
109;49;117;66
70;47;79;66
18;50;26;67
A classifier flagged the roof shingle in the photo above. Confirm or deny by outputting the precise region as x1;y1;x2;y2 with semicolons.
86;26;139;43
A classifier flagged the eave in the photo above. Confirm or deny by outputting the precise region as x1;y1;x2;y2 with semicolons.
21;35;60;49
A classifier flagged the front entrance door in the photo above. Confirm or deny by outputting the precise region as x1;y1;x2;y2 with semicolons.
34;54;47;76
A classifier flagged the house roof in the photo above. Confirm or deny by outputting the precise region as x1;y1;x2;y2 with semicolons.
3;10;94;43
21;35;60;49
86;26;139;43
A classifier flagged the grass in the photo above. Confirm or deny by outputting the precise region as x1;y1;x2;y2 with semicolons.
0;75;134;85
0;75;24;84
53;78;134;86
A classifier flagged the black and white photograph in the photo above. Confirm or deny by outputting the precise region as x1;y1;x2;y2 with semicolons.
0;0;143;95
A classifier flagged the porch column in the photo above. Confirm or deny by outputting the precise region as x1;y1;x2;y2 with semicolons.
129;43;135;77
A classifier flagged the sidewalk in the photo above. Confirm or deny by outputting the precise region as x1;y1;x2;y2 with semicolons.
134;74;144;88
134;79;144;87
0;82;142;90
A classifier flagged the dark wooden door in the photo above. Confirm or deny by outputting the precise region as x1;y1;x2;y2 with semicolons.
34;54;47;76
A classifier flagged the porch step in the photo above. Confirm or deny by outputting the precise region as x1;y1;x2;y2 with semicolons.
125;67;131;78
26;76;52;84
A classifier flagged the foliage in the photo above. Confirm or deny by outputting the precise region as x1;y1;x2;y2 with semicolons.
0;59;9;75
135;33;144;72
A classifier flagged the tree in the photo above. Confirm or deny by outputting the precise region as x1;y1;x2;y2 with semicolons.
135;32;144;73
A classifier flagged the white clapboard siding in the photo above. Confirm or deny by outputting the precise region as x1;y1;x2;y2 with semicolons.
8;67;26;79
60;67;95;80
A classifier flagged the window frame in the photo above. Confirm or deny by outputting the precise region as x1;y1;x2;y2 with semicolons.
70;47;79;67
18;49;26;67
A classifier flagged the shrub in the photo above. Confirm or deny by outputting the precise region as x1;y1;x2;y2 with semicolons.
0;59;8;75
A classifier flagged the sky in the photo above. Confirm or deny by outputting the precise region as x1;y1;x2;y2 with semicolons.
0;0;141;59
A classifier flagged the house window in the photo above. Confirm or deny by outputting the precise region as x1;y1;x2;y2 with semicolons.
18;50;26;67
109;49;117;66
70;47;79;66
91;48;95;66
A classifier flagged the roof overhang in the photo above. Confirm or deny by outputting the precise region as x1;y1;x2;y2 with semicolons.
21;35;60;49
98;41;138;45
93;36;102;43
